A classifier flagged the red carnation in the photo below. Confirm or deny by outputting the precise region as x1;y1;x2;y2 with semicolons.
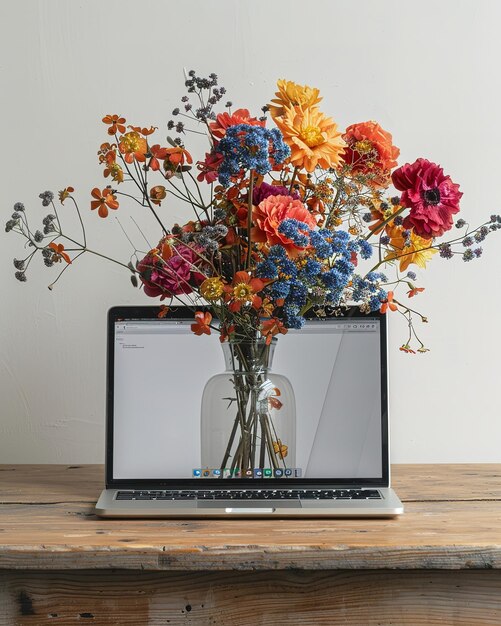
392;158;462;239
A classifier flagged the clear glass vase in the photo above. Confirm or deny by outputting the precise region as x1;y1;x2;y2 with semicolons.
201;338;296;476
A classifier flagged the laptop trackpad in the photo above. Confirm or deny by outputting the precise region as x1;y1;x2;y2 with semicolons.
197;500;300;509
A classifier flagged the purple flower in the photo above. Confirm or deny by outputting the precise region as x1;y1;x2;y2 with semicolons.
252;182;299;205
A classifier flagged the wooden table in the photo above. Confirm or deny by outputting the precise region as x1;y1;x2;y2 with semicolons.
0;464;500;625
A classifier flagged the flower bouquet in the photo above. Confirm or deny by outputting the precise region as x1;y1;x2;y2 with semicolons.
8;71;500;473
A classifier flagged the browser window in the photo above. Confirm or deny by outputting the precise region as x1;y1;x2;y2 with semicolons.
112;318;383;480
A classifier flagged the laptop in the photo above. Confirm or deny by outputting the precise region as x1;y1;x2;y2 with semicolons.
95;305;403;518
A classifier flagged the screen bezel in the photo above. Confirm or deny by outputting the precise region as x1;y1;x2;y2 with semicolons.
105;305;389;488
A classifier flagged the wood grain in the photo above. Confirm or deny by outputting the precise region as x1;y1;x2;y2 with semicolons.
1;569;501;626
0;499;500;570
1;465;501;624
0;465;501;570
2;463;501;504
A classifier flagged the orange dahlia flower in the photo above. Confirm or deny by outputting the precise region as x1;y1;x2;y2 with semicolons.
252;194;316;256
209;108;265;140
274;107;346;172
342;121;400;187
269;80;322;120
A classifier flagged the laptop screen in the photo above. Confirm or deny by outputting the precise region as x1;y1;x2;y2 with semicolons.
109;310;387;484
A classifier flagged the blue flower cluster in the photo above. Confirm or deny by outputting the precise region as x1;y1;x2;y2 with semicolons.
255;222;358;328
217;124;290;186
350;272;388;312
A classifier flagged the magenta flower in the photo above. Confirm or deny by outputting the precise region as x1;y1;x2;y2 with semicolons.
137;244;204;298
252;182;299;205
392;158;463;239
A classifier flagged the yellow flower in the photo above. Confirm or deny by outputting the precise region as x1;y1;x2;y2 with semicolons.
118;131;147;164
386;230;437;272
269;79;322;119
274;106;346;172
200;277;224;301
105;162;124;184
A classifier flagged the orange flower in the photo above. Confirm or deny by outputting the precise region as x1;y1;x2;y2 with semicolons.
90;187;119;218
342;121;400;187
128;125;157;136
162;146;193;179
260;317;288;344
380;291;397;314
191;311;212;336
260;297;275;318
209;108;265;140
48;242;71;264
157;305;170;318
150;185;166;206
101;146;124;183
118;131;147;164
252;195;316;257
224;271;264;312
369;201;402;239
269;79;322;119
148;145;169;171
164;146;193;166
269;396;283;410
408;287;425;298
159;237;173;261
58;186;74;204
98;143;115;163
399;344;416;354
104;162;124;184
102;115;126;135
274;106;346;172
273;439;288;459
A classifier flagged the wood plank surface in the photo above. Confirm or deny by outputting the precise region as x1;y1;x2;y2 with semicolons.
1;569;501;626
1;500;501;570
2;463;501;503
0;465;500;570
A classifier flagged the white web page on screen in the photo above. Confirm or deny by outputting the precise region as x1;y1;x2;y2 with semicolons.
112;319;382;480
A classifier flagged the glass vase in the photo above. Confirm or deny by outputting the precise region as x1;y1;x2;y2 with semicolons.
201;338;296;476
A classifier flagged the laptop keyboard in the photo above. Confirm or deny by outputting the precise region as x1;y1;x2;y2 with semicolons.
115;489;381;501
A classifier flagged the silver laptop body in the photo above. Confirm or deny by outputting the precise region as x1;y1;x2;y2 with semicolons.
95;306;403;518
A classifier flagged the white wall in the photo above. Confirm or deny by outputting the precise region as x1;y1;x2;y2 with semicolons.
1;0;500;464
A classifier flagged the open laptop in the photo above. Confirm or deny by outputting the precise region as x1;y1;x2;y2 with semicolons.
95;305;403;518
